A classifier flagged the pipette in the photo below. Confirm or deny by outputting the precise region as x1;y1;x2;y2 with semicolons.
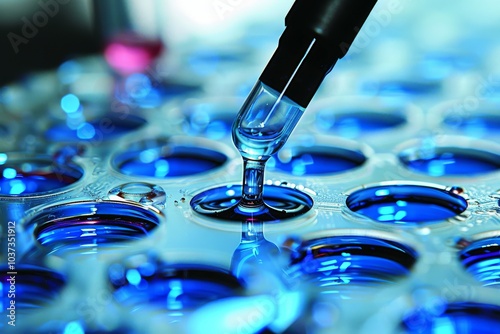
233;0;379;212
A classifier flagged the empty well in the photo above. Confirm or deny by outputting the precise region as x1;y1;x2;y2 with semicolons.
459;237;500;287
26;200;162;251
402;302;500;334
346;184;468;224
0;153;83;196
287;235;417;294
113;138;229;178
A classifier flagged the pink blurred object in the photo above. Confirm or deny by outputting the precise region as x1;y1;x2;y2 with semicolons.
104;33;164;75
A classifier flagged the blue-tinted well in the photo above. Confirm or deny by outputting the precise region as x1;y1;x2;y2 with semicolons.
0;156;83;196
400;147;500;176
109;262;243;310
346;184;468;224
45;114;146;142
443;113;500;138
0;265;65;310
28;201;161;250
402;302;500;334
268;146;366;176
459;237;500;288
114;144;228;177
288;236;417;292
190;184;314;222
315;110;406;138
182;102;236;140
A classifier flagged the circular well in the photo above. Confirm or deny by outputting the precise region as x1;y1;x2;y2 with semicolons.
25;200;162;250
443;112;500;137
113;137;229;178
399;145;500;177
109;257;244;311
180;98;240;140
346;183;468;224
402;302;500;334
45;113;147;142
190;183;314;222
0;153;83;197
287;235;417;294
459;236;500;288
0;264;66;309
268;145;367;176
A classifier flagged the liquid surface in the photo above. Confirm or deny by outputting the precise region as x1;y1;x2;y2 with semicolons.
402;302;500;334
28;201;161;251
400;147;500;176
315;110;406;138
190;184;313;222
346;184;468;224
268;146;366;176
459;237;500;287
0;158;82;196
287;236;417;295
115;145;228;177
0;265;65;310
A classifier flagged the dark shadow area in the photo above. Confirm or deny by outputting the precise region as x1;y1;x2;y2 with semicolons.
0;1;99;86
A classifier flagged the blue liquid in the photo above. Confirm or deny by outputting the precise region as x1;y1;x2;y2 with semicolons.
190;184;313;222
400;147;500;176
315;110;406;138
288;236;417;293
403;302;500;334
459;237;500;287
0;158;83;196
232;82;305;160
114;145;228;177
443;114;500;137
362;79;441;96
45;114;146;142
0;265;65;310
268;146;366;176
346;185;468;224
27;201;161;250
109;262;243;310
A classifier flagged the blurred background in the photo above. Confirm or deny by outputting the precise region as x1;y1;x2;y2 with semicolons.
1;1;500;333
1;0;500;96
